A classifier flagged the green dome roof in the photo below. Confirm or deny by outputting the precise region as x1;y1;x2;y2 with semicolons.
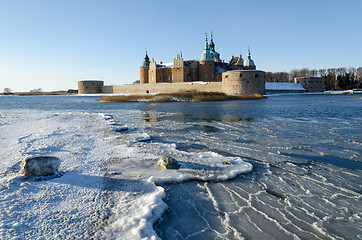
244;58;255;67
200;36;213;61
211;50;220;61
244;49;255;67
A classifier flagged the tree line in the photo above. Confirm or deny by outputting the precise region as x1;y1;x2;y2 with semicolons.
266;67;362;90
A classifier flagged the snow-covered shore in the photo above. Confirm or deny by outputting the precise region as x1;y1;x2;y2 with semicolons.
0;111;252;239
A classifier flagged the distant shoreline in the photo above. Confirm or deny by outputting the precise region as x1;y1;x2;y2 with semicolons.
2;93;76;96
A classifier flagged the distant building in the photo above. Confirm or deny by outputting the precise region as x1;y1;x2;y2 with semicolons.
294;77;325;92
139;33;256;84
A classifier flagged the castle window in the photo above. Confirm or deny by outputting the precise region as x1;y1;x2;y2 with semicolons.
225;75;229;78
255;74;259;78
193;75;195;79
168;76;170;81
205;74;208;79
240;74;243;78
177;74;180;79
212;74;214;79
142;77;144;81
146;90;149;93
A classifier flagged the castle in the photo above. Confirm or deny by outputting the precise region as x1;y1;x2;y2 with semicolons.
139;33;257;84
78;33;266;96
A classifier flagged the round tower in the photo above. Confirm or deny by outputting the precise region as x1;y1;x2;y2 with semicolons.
140;51;150;84
78;80;104;94
222;70;265;95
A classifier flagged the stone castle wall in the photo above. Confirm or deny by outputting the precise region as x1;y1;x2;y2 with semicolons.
79;70;266;96
222;70;265;95
294;77;325;92
78;80;104;94
102;82;223;94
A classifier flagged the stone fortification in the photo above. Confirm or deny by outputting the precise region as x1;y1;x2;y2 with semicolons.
79;33;266;96
294;77;325;92
86;69;266;96
78;80;104;94
102;82;223;94
222;70;265;95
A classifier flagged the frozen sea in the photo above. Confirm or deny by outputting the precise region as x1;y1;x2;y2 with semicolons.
0;93;361;239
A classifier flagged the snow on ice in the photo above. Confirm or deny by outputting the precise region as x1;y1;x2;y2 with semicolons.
0;112;252;239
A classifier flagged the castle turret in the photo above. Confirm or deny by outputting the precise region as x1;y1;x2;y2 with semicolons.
172;53;185;82
140;51;150;84
244;47;256;70
199;34;215;81
209;32;221;62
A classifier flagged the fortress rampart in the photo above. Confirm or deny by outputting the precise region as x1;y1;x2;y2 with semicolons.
222;70;265;95
78;80;104;94
79;70;266;96
102;82;223;94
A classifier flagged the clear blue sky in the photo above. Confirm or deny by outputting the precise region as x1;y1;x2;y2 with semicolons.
1;0;361;92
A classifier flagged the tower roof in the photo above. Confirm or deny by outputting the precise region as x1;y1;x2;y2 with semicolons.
141;50;150;67
244;48;255;67
209;32;215;50
209;31;221;61
200;33;213;61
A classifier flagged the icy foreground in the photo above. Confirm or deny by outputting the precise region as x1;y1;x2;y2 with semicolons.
0;112;252;239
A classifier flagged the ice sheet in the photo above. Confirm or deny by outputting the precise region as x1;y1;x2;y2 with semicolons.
0;112;252;239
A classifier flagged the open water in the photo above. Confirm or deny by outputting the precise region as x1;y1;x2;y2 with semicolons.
0;93;361;239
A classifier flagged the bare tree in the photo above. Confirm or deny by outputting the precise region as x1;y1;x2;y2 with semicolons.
310;69;317;77
318;69;327;77
3;88;13;95
30;88;43;93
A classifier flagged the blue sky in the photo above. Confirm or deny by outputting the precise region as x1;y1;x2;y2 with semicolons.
0;0;361;92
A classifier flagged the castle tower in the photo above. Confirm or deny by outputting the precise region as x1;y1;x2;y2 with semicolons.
172;53;185;82
199;34;215;81
244;47;256;70
148;58;158;83
140;51;150;84
209;32;221;62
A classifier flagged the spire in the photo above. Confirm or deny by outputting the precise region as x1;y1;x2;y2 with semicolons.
244;46;256;68
200;33;213;61
141;48;150;67
204;32;210;50
209;30;215;51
